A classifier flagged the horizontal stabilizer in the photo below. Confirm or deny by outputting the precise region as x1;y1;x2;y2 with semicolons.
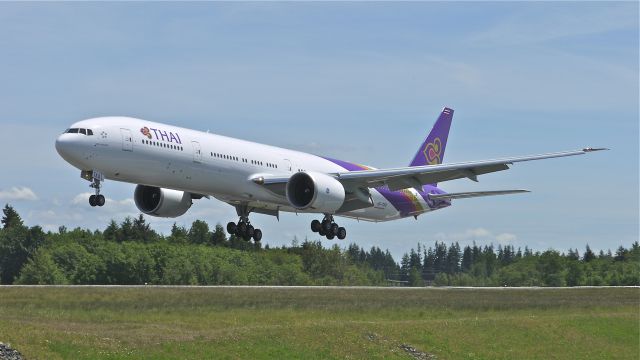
430;189;530;201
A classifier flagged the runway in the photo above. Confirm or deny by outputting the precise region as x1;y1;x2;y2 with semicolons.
1;284;637;289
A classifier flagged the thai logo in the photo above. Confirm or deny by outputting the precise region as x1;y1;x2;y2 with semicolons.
140;127;152;139
423;137;442;165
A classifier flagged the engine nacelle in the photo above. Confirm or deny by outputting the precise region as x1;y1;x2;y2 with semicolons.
134;185;192;218
286;171;345;213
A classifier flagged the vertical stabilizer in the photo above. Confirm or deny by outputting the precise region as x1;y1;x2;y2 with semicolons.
409;107;454;167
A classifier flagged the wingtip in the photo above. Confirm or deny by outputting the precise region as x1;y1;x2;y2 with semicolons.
582;147;609;152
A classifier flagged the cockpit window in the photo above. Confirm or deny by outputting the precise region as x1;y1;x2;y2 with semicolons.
65;128;94;135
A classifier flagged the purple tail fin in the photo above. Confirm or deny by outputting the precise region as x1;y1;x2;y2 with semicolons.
409;107;454;167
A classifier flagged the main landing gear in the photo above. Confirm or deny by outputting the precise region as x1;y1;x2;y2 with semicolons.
227;205;262;242
83;170;105;207
227;219;262;242
311;215;346;240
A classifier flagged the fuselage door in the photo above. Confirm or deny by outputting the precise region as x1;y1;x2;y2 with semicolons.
192;141;202;163
120;128;133;152
283;159;293;172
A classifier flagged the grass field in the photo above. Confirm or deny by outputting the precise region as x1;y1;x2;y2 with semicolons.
0;286;637;359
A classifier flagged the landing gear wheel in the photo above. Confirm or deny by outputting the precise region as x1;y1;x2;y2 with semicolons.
322;220;332;234
330;223;339;237
246;225;255;239
311;220;321;233
227;222;237;235
237;222;247;237
318;228;326;236
96;195;105;207
337;227;346;240
253;229;262;242
326;233;335;240
89;195;97;207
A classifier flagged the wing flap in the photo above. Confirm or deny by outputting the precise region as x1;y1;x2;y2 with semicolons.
385;163;510;191
430;189;529;201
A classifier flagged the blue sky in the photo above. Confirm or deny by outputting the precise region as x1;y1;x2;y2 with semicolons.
0;2;637;259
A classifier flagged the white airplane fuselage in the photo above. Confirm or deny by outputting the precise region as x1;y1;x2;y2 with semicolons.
55;116;447;223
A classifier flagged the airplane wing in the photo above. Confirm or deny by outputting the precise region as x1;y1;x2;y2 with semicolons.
429;189;529;201
251;148;607;196
333;148;607;192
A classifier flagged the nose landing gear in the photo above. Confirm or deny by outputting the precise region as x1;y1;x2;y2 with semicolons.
311;215;346;240
83;170;105;207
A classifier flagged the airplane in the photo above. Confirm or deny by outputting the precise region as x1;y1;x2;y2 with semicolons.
55;107;606;242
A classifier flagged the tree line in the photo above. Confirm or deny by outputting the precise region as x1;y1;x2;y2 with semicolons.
0;205;392;286
0;204;637;286
397;241;639;287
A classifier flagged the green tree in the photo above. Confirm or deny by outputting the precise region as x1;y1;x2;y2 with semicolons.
0;222;45;284
211;224;227;247
103;220;119;242
408;267;424;287
433;272;449;286
614;246;628;261
118;217;135;242
15;250;67;284
461;245;473;272
565;261;585;286
446;242;461;274
2;204;23;229
583;244;596;262
168;223;188;244
188;220;210;245
133;214;157;243
538;250;566;286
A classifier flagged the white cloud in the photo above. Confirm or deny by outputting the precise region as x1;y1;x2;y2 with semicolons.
71;192;91;205
0;186;38;201
496;233;517;244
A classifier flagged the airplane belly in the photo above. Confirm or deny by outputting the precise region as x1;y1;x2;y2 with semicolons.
339;190;401;222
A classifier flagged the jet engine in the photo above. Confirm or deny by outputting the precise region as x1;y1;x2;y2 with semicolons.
286;171;345;213
134;185;192;218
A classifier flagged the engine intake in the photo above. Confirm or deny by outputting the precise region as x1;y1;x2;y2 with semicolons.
286;172;345;213
134;185;192;218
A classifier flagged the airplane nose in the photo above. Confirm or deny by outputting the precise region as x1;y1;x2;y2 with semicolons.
55;134;70;157
55;133;81;163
